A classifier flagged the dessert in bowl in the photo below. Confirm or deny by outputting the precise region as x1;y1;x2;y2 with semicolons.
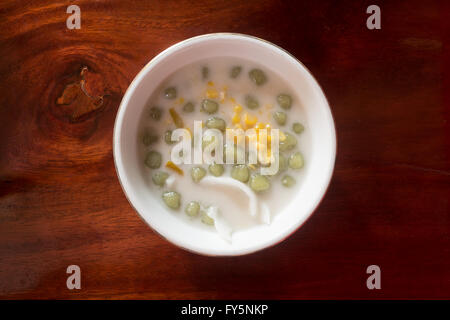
113;33;336;256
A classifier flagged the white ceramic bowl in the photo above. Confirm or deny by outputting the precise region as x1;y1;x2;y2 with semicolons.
113;33;336;256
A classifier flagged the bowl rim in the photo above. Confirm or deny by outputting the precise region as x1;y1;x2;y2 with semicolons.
113;32;337;256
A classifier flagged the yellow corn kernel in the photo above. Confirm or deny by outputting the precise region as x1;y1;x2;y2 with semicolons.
166;161;184;175
206;88;218;99
178;97;185;104
234;104;242;113
254;122;264;134
232;113;241;124
229;97;236;104
207;81;214;86
255;122;265;129
244;113;258;127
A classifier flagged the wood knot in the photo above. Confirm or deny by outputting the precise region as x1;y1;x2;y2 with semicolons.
56;66;108;122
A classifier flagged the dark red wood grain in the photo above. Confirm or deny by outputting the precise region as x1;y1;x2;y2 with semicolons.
0;0;449;299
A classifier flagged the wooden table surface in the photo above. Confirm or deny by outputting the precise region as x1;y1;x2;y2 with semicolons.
0;0;448;299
